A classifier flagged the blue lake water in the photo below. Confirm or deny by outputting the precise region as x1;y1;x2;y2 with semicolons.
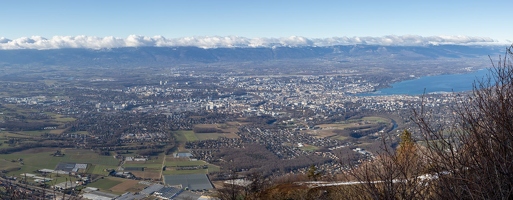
363;69;491;96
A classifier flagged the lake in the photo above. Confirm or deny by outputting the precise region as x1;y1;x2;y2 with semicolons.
363;69;491;96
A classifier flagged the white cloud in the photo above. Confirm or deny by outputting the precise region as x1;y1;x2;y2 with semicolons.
0;35;500;50
0;37;12;43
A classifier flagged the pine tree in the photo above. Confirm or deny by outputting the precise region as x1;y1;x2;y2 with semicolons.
307;165;321;181
397;129;416;163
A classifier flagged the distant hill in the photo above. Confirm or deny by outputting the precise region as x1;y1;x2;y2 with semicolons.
0;45;504;67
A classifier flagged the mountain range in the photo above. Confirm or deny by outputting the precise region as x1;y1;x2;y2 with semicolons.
0;45;505;67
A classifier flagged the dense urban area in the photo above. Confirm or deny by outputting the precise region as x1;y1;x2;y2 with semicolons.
0;45;502;199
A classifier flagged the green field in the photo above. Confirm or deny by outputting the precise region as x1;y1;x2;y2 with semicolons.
0;150;66;170
86;177;122;191
0;148;119;177
0;105;79;151
195;132;239;140
16;130;47;137
174;122;241;143
163;157;220;175
299;145;319;152
68;131;89;135
1;105;73;123
124;163;162;169
192;123;240;140
44;113;76;122
144;155;165;164
0;141;13;149
120;154;166;175
334;135;349;140
317;116;391;128
166;159;207;166
162;167;219;175
0;103;224;189
174;130;198;142
0;132;33;138
0;159;23;171
124;154;164;166
162;163;220;175
61;149;120;165
87;164;116;176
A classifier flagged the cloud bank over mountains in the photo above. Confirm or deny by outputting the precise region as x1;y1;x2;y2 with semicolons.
0;35;499;50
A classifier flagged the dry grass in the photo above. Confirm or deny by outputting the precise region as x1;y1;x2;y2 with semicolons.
192;123;241;140
305;130;337;138
131;171;161;180
194;124;218;129
109;179;146;193
49;129;65;134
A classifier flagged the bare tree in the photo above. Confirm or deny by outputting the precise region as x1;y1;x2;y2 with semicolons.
414;45;513;199
344;130;431;200
341;45;513;200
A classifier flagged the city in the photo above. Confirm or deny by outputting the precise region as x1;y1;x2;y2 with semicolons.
1;0;512;198
0;45;489;199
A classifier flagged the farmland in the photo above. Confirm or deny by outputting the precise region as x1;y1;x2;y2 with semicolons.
87;164;116;176
174;130;198;142
163;157;220;175
0;104;80;152
86;177;124;194
108;179;147;194
174;123;240;142
0;148;119;178
193;123;240;140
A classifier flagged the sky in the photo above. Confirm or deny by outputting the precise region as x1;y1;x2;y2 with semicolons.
0;0;511;49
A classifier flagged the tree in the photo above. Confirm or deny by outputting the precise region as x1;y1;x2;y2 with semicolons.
343;45;513;200
396;129;417;164
414;45;513;199
307;165;321;181
343;128;430;200
215;171;245;200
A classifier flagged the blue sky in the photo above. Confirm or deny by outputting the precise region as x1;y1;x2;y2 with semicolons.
1;0;511;42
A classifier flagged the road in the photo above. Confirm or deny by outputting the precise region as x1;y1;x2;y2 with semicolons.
0;176;79;200
159;154;166;182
